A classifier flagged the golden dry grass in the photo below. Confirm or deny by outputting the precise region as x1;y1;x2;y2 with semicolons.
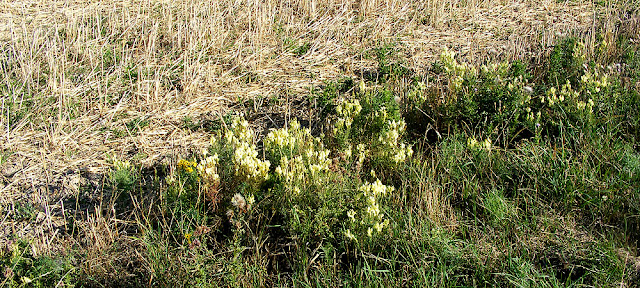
0;0;615;260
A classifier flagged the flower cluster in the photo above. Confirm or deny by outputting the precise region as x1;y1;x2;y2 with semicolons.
276;151;331;188
177;159;197;174
378;120;403;146
467;137;492;150
480;62;510;80
580;69;609;95
333;99;362;139
197;154;220;184
524;107;542;125
406;81;429;107
173;155;222;205
440;48;477;92
337;98;414;168
225;117;254;147
393;143;414;163
274;156;306;187
378;119;414;164
544;78;598;116
265;119;332;194
225;117;270;187
233;142;270;185
264;123;298;153
576;99;595;113
544;82;568;105
573;41;588;66
113;159;132;171
344;179;393;242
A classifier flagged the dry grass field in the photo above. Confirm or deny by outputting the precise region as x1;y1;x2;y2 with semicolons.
0;0;638;286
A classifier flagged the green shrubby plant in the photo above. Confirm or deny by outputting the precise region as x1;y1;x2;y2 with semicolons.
265;119;330;196
412;48;539;146
333;92;413;170
161;86;416;263
547;38;585;87
405;80;428;108
333;98;362;146
262;115;401;251
408;40;634;148
225;117;270;188
535;38;639;144
158;118;270;261
109;157;138;191
343;179;393;243
0;239;77;287
440;47;478;93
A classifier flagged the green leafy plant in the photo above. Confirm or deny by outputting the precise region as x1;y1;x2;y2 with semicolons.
0;240;77;287
109;158;138;192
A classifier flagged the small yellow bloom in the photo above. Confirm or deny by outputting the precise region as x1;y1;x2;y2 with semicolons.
177;159;196;173
374;222;383;233
345;229;357;241
483;138;491;150
347;210;356;221
247;195;255;208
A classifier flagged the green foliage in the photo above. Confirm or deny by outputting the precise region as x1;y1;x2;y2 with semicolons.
126;117;150;134
546;37;584;86
153;86;415;282
406;48;539;146
371;43;411;83
482;189;517;225
427;131;636;285
109;158;138;192
0;240;77;287
309;77;354;119
406;37;640;153
292;42;311;57
123;63;139;85
0;62;36;130
332;86;412;171
11;202;37;222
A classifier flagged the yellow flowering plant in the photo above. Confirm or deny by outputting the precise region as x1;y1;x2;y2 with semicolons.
166;116;266;232
259;88;413;252
541;63;608;128
164;96;414;256
266;120;331;191
330;88;414;172
219;117;271;189
169;156;222;211
342;179;394;244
